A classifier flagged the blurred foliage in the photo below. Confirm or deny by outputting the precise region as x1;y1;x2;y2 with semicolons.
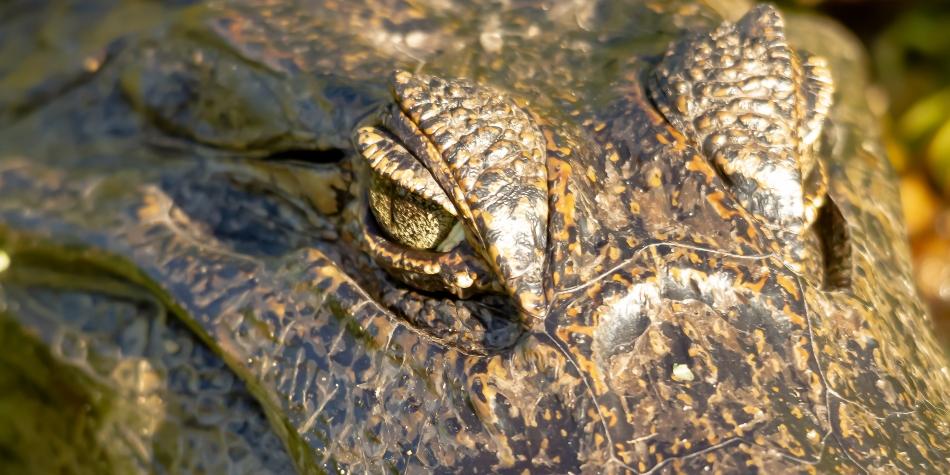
782;0;950;347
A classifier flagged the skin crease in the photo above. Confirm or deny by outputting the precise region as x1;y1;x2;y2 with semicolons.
0;1;948;474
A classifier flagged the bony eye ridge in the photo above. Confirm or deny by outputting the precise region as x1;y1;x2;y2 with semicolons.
352;70;549;318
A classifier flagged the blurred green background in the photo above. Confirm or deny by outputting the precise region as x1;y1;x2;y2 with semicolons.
780;0;950;348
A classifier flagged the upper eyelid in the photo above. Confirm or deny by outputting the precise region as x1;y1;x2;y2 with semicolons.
355;125;457;217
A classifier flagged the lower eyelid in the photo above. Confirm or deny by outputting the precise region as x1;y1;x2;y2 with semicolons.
359;205;500;298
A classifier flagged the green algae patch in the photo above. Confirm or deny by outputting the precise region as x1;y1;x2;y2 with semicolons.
0;316;124;474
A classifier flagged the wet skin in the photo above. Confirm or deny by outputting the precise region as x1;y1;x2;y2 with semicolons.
1;1;949;473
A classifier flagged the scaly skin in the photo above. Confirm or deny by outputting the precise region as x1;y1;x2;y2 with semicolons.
0;1;948;473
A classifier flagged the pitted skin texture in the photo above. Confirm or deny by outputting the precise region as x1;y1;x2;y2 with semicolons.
0;1;948;474
648;6;834;277
387;70;550;317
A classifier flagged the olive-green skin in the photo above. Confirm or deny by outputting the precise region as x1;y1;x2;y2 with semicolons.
0;1;948;474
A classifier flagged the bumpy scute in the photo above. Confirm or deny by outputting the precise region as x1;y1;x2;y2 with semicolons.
650;4;834;275
388;71;550;318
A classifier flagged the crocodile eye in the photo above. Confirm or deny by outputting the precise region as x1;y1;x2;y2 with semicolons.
356;126;464;252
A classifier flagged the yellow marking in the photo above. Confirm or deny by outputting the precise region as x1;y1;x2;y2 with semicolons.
784;303;806;327
565;349;608;395
586;166;598;182
838;406;857;441
742;273;769;294
685;154;714;184
137;192;164;220
795;343;812;369
753;328;766;354
610;273;630;285
723;409;737;428
687;252;704;265
706;190;739;219
676;96;688;114
548;159;577;241
647;168;663;188
676;393;695;405
608;247;621;261
83;56;102;72
493;434;517;467
745;224;759;240
775;274;801;299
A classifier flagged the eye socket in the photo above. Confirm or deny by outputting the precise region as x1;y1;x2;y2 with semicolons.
356;126;463;251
